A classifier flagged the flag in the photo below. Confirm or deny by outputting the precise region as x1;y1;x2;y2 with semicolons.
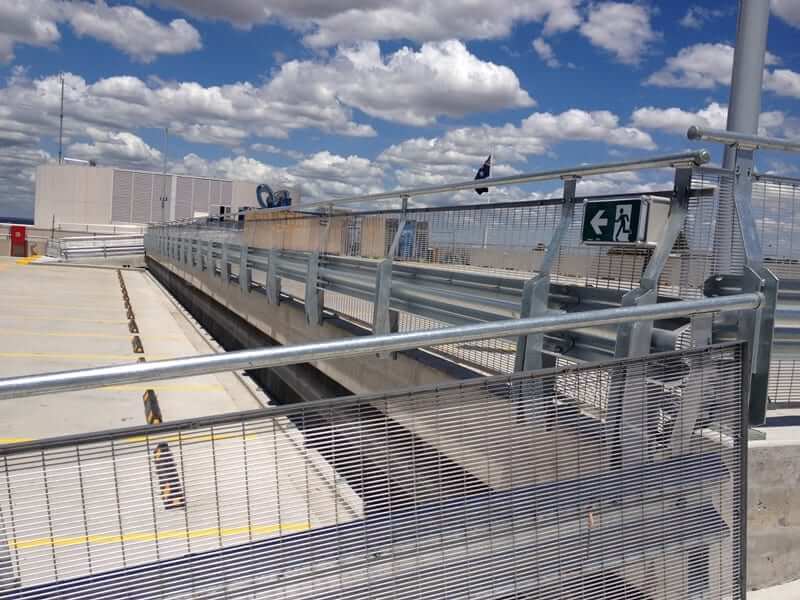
474;155;491;195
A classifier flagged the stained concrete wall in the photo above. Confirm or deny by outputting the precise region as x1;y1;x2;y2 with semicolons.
748;440;800;590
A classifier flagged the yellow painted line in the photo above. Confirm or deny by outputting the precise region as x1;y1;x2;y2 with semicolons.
0;305;124;313
10;522;310;549
0;330;184;341
0;352;141;361
124;432;258;444
15;256;41;265
0;315;128;325
1;431;254;446
104;383;225;392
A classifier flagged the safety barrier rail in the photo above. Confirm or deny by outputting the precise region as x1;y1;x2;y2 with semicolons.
146;149;776;421
0;292;761;400
46;234;145;260
0;340;748;599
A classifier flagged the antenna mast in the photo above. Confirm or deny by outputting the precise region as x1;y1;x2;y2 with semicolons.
160;127;169;222
58;74;65;165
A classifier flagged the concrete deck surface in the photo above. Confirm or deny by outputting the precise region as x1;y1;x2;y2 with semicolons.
749;577;800;599
0;256;262;440
0;257;362;592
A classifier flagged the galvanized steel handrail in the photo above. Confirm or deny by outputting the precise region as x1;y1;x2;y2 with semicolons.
152;152;711;228
0;293;760;401
688;125;800;154
273;150;711;213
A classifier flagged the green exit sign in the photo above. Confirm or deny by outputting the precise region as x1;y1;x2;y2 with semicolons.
581;198;650;245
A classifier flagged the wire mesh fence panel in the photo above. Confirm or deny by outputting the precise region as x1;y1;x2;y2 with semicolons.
753;175;800;277
0;343;745;599
751;174;800;406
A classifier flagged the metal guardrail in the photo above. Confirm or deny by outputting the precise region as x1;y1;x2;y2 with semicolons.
0;342;747;599
46;234;145;260
0;151;758;600
147;149;775;419
0;292;760;401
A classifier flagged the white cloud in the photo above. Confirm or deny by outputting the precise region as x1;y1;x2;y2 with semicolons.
773;0;800;29
631;102;786;137
66;2;201;63
379;108;656;189
533;37;560;68
646;43;800;98
679;6;730;29
646;43;735;88
140;0;582;45
0;0;61;63
0;147;50;218
0;0;201;63
251;143;305;160
579;2;660;65
66;128;163;167
276;41;534;127
0;40;533;154
764;69;800;99
174;150;385;201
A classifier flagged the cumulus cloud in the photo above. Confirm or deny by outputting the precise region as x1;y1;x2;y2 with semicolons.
0;41;533;153
772;0;800;29
679;6;731;29
579;2;660;65
0;0;61;63
283;41;534;126
646;43;800;99
631;102;786;137
533;37;560;68
0;0;201;63
379;108;655;189
66;128;163;167
0;148;50;218
66;2;201;63
175;150;385;201
139;0;582;44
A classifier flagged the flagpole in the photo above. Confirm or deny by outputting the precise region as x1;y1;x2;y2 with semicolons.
481;149;493;248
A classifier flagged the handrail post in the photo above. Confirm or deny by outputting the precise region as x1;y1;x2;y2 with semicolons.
372;195;408;358
239;245;250;293
221;242;230;282
267;249;281;305
305;251;323;325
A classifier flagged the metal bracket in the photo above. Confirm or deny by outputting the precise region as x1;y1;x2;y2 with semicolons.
740;265;777;424
514;177;578;372
608;167;693;468
669;313;712;455
305;251;323;326
730;147;775;424
239;245;250;293
372;258;399;359
267;249;281;305
221;242;230;282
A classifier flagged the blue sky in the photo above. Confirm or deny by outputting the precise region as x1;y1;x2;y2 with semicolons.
1;0;799;217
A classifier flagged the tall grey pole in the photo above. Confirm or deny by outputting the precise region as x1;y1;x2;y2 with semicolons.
160;127;169;223
723;0;770;168
57;75;64;165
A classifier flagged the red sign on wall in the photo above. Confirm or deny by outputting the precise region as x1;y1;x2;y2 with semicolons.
10;225;27;257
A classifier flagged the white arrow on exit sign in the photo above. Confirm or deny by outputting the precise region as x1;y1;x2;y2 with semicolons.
590;209;608;235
